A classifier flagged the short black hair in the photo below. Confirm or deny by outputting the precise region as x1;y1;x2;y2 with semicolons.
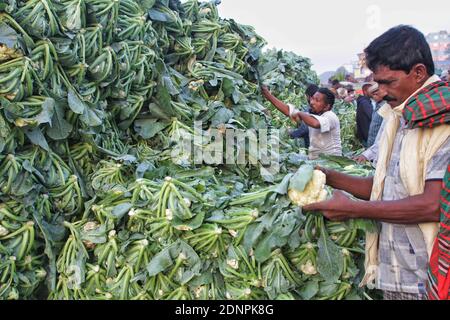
331;79;340;86
317;87;335;107
305;84;319;98
364;25;435;76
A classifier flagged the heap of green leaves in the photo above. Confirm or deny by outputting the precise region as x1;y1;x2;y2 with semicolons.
257;49;319;130
0;0;375;300
259;48;319;105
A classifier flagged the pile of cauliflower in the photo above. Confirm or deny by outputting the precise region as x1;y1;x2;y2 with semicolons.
288;169;328;207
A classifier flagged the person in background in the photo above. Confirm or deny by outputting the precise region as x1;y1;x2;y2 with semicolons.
261;86;342;159
355;83;374;147
304;25;450;300
354;83;388;164
336;87;348;100
344;86;356;104
345;74;357;83
290;88;342;159
329;79;342;96
441;70;449;81
366;84;387;147
355;120;385;167
288;84;319;149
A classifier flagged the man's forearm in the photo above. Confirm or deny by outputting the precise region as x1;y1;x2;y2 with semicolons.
345;193;440;224
361;144;377;162
265;94;290;117
322;168;373;200
304;179;442;225
297;112;320;128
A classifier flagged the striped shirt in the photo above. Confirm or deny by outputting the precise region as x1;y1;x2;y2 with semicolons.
377;118;450;295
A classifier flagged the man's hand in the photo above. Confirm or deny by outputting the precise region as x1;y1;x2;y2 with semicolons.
261;86;271;99
303;190;355;221
290;111;302;123
259;86;291;117
344;96;355;103
353;155;368;164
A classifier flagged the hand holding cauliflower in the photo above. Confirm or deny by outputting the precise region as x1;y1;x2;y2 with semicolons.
288;169;328;207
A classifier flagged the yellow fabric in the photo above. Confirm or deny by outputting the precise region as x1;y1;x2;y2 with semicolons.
360;75;450;288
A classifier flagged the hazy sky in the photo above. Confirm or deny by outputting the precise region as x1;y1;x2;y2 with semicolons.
217;0;450;75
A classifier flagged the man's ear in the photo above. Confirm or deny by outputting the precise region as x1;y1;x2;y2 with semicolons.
411;64;428;84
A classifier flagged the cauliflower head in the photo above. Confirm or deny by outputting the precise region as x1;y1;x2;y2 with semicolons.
288;169;328;207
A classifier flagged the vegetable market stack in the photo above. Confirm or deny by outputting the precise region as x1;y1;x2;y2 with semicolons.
0;0;375;300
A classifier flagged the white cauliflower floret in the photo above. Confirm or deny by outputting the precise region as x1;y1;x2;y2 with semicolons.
0;225;9;237
288;170;327;207
300;260;317;275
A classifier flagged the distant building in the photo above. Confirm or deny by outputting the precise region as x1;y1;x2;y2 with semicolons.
426;30;450;72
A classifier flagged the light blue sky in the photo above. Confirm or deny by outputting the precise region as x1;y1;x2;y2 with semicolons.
217;0;450;75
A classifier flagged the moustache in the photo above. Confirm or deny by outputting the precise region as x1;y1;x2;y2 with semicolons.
383;95;396;102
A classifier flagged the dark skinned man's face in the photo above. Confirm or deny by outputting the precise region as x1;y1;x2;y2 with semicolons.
372;64;429;107
310;92;330;114
371;87;387;103
362;86;371;97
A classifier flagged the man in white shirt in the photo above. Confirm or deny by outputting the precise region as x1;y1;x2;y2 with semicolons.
261;86;342;159
290;88;342;159
261;87;342;159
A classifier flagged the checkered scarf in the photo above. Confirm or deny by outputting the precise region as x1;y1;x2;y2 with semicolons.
402;80;450;300
403;80;450;129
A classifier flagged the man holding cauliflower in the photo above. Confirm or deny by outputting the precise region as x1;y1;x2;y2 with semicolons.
303;26;450;300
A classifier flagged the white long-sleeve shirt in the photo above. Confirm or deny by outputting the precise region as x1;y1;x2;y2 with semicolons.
362;120;385;166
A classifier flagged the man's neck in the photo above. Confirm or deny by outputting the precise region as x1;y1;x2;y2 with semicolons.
411;76;430;94
415;74;438;91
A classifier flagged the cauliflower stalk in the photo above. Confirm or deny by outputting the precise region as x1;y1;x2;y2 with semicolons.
288;168;328;207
